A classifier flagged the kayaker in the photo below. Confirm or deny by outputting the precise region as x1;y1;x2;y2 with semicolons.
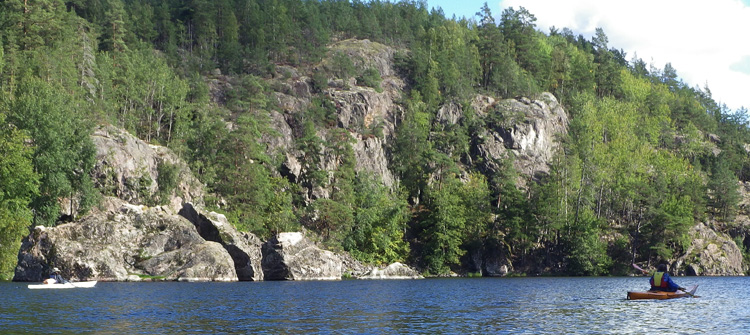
649;264;685;292
43;267;67;284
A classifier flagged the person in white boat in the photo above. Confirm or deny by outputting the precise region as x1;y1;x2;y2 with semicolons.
43;267;68;284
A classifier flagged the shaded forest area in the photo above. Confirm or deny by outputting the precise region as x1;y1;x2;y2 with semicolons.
2;0;749;279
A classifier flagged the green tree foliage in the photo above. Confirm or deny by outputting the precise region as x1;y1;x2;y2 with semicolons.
308;198;352;248
591;28;621;97
564;210;611;275
0;112;39;279
345;175;410;264
475;3;505;90
155;162;179;205
297;119;327;191
216;0;240;73
356;67;382;92
213;113;276;235
7;76;96;226
420;175;467;274
97;48;189;145
391;92;432;203
708;155;740;220
3;0;750;276
101;0;129;56
126;0;156;44
2;0;67;51
328;129;356;206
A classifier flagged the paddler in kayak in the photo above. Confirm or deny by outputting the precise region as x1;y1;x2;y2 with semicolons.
43;267;68;284
641;264;686;292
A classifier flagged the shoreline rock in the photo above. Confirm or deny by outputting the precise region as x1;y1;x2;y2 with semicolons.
14;198;238;282
261;232;343;281
357;262;422;280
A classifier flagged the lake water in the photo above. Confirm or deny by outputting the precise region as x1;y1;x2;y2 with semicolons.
2;276;748;334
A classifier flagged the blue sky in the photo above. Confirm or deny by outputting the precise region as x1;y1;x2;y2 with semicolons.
424;0;750;110
424;0;487;20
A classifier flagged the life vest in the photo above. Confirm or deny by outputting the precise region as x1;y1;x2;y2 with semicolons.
650;272;667;288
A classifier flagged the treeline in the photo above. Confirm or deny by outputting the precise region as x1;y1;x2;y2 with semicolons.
0;0;748;279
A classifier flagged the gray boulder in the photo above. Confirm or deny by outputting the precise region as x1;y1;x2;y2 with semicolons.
178;203;264;281
262;232;342;280
137;241;236;282
674;221;745;276
358;262;422;279
14;198;237;282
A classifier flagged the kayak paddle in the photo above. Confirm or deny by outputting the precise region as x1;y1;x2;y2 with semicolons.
678;285;699;298
631;263;648;275
634;264;698;298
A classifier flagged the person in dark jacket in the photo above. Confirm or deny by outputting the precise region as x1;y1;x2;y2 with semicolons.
44;267;67;284
649;264;685;292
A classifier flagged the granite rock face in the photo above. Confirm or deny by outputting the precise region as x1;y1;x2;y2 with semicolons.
90;125;204;212
266;39;404;199
357;262;422;279
14;198;237;282
674;222;745;276
261;232;343;280
472;92;569;186
178;203;264;281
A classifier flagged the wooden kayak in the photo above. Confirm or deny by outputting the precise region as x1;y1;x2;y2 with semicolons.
627;285;698;300
28;281;98;289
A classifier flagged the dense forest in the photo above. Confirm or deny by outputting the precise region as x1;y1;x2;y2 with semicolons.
1;0;749;280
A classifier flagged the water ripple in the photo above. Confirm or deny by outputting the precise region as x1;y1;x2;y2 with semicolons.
2;277;749;334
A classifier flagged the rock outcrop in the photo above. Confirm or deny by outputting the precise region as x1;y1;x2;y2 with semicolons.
261;232;342;280
14;198;237;282
178;204;264;281
730;181;750;255
466;241;513;277
266;39;404;197
357;262;422;279
472;92;569;186
267;39;570;201
674;222;745;276
91;125;204;212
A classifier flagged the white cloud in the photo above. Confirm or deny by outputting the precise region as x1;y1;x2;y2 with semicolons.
500;0;750;110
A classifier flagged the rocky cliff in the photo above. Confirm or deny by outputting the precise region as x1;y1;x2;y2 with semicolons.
15;198;237;282
265;39;568;197
14;199;410;281
674;221;745;276
15;38;747;279
15;116;418;281
261;232;342;281
91;125;205;211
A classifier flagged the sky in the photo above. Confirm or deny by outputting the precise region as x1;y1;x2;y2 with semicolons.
424;0;750;111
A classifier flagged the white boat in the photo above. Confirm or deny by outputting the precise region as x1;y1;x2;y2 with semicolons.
28;281;98;289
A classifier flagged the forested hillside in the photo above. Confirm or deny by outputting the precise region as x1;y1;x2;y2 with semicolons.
2;0;749;279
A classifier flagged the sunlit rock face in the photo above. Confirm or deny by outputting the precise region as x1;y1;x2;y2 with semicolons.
90;125;205;212
178;203;264;281
357;262;423;280
471;92;569;187
674;221;745;276
261;232;343;281
14;198;237;282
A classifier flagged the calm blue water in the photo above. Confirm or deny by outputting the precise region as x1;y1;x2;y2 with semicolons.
1;276;748;334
